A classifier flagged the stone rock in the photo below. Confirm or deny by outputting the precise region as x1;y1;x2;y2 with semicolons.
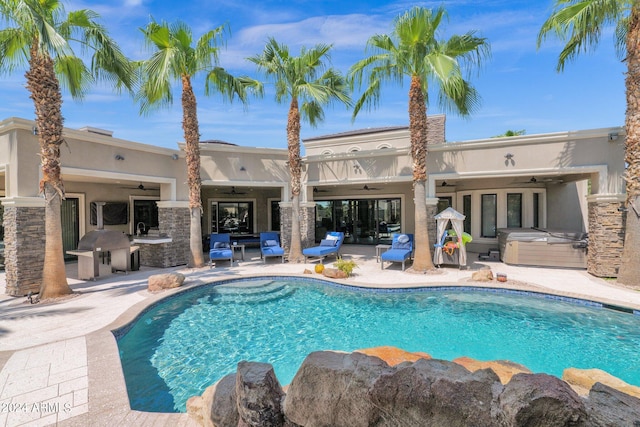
498;373;587;426
147;272;185;292
322;268;348;279
283;350;393;427
204;373;238;427
236;361;285;427
471;268;494;282
453;356;532;385
586;381;640;426
302;269;313;274
563;367;640;398
185;395;204;426
356;346;431;366
370;358;501;426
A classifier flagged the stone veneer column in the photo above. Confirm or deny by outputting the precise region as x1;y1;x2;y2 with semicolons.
279;201;315;254
425;198;439;257
587;194;625;278
2;197;46;296
137;201;189;268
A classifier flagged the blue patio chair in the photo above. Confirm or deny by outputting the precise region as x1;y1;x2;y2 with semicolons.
209;233;233;267
260;232;285;263
381;233;414;271
303;231;345;262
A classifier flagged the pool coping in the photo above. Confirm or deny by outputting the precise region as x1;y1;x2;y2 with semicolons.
83;272;640;424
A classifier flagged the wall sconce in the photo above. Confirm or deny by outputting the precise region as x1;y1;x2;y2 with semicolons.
240;166;246;171
530;176;537;183
114;154;125;161
171;153;179;160
32;126;38;136
504;152;515;166
608;132;619;141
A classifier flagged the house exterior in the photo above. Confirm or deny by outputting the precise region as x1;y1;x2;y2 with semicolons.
0;115;626;296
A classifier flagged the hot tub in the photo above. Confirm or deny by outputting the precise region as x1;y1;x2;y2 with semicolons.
497;228;587;269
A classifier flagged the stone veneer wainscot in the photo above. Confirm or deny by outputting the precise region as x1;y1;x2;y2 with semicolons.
587;194;625;278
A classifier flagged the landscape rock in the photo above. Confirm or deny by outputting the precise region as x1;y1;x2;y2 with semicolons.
236;361;285;427
453;356;532;384
586;381;640;426
356;346;431;366
498;373;587;426
563;367;640;398
302;269;312;274
370;358;501;426
322;268;348;279
185;395;204;426
283;350;393;427
471;268;494;282
147;272;185;292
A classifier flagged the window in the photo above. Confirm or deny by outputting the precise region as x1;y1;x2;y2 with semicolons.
270;200;281;231
507;193;522;228
133;200;159;234
481;194;497;238
213;201;254;234
533;193;540;228
463;195;471;234
437;196;452;214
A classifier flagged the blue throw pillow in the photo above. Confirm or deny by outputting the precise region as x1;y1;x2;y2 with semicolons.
392;242;411;250
263;239;278;247
213;241;230;249
320;239;336;247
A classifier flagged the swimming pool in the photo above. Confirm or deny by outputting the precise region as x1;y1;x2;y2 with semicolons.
115;277;640;413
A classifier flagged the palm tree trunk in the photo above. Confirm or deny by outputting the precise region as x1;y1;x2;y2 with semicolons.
617;4;640;287
181;75;205;268
408;75;435;272
25;43;72;298
288;97;304;263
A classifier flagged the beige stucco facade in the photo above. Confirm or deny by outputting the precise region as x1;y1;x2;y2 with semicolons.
0;115;627;295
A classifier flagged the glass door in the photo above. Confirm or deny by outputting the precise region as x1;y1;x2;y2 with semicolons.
61;198;79;260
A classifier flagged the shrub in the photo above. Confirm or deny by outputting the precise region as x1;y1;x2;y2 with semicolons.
334;258;358;277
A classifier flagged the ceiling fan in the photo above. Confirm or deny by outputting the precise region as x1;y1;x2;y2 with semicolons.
512;176;564;185
357;184;381;191
313;187;329;193
120;182;157;191
223;186;247;195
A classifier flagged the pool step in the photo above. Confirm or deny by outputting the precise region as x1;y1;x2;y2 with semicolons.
211;280;294;304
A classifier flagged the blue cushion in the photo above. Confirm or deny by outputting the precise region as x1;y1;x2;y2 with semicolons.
392;242;411;250
213;241;230;249
263;239;279;247
320;239;337;247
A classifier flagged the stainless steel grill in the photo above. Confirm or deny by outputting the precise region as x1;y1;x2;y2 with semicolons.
71;202;132;280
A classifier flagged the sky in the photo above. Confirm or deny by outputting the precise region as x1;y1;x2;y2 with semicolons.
0;0;627;151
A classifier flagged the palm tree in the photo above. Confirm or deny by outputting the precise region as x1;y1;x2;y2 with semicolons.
538;1;640;287
248;38;351;263
136;19;259;268
0;0;135;299
349;6;490;272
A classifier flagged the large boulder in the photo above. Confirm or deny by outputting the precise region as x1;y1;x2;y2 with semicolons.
147;272;185;292
453;356;532;385
322;268;348;279
236;361;285;427
187;373;238;427
586;381;640;426
498;373;588;426
283;350;393;427
370;358;502;426
471;268;494;282
563;368;640;399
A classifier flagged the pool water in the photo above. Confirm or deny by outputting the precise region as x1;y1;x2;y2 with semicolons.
116;278;640;413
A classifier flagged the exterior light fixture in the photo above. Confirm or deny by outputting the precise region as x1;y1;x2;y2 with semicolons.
114;154;125;161
171;153;179;160
608;132;619;141
240;166;246;171
504;153;514;160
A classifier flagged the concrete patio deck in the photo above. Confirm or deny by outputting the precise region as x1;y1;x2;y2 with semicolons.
1;245;639;426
